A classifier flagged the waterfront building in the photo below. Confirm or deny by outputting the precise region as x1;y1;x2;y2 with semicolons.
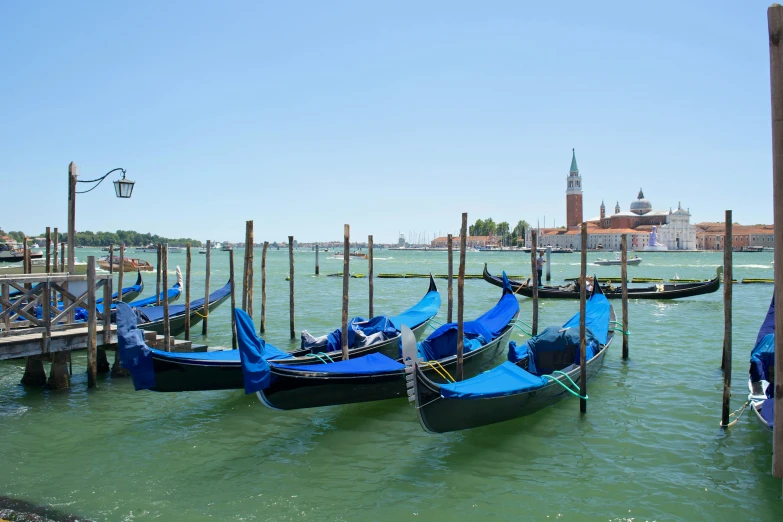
695;223;774;250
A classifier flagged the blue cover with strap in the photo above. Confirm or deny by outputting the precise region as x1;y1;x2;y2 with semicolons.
749;296;775;394
316;316;399;354
139;281;230;322
439;361;548;399
272;352;404;375
561;288;611;345
116;302;156;391
95;280;144;305
417;273;517;361
235;308;294;394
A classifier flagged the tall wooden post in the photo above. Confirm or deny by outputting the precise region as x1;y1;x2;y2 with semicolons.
721;211;733;427
245;220;254;316
97;262;111;373
52;228;58;273
770;3;783;483
579;222;588;413
530;230;539;336
368;235;374;318
456;213;467;381
117;244;125;303
289;236;295;339
87;256;97;388
342;225;350;360
109;244;114;275
60;242;65;273
23;236;29;274
230;249;237;349
163;245;170;351
67;162;76;275
621;234;629;359
315;242;320;275
45;227;51;274
156;243;162;306
261;241;268;333
447;234;453;323
184;243;191;340
202;240;211;335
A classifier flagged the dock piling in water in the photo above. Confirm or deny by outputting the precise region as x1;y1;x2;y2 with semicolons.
45;227;51;274
230;249;237;349
112;243;130;377
546;246;551;282
202;240;211;336
342;225;350;360
531;230;538;336
261;241;268;333
447;234;453;323
163;244;170;351
621;234;629;359
456;213;467;381
184;243;191;340
579;222;587;413
52;227;58;273
289;236;295;339
243;220;254;315
87;256;97;388
369;235;374;318
156;243;162;306
721;211;733;427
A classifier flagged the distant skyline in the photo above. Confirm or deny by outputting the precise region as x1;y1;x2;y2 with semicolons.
0;1;777;243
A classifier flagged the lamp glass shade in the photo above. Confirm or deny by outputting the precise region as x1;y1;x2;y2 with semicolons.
113;178;135;198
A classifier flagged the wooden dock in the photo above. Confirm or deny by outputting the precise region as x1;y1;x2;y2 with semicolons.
0;324;117;360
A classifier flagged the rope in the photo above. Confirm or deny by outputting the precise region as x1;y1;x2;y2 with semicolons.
542;370;588;399
419;360;455;383
515;319;533;329
720;400;750;428
312;352;335;364
609;321;630;336
511;323;532;336
193;310;208;319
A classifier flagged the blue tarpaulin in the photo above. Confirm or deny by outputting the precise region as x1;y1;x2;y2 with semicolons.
561;289;611;345
388;288;442;331
116;302;156;391
273;352;404;375
235;308;294;394
749;296;775;395
439;361;548;399
760;398;774;428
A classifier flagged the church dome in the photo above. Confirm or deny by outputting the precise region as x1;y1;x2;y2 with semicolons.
630;188;652;215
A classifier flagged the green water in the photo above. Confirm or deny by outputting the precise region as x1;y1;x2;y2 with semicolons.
1;248;780;521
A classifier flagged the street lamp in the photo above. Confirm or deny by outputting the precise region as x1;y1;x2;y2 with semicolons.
67;162;134;274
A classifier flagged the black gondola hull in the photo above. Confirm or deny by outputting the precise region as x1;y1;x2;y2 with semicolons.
415;340;610;433
483;264;721;300
259;321;516;410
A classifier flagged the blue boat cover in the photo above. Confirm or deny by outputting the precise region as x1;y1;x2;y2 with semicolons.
439;361;548;399
310;285;441;354
139;281;230;323
235;308;294;394
116;302;156;391
388;288;442;331
417;274;518;361
96;281;144;305
96;285;181;314
315;315;399;354
561;290;611;345
508;326;599;376
273;352;404;375
760;398;774;429
749;296;776;394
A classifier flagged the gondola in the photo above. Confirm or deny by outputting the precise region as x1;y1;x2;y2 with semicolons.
97;267;182;313
748;294;775;432
243;275;518;411
483;264;722;299
119;277;440;392
407;280;615;433
133;279;232;336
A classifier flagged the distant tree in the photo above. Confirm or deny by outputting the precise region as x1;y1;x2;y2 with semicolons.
497;222;510;246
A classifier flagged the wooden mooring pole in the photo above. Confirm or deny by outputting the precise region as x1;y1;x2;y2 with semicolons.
109;244;114;275
202;240;211;335
447;234;453;323
721;210;733;427
456;213;467;381
315;242;320;275
87;256;97;388
156;243;162;306
52;228;58;273
243;220;254;313
163;244;170;351
621;234;629;359
97;258;111;373
342;225;350;360
289;235;295;339
531;230;539;336
184;243;191;340
546;246;551;282
261;241;268;333
111;244;130;377
60;242;65;273
117;244;125;303
45;227;51;274
230;249;237;349
369;235;374;318
579;222;588;413
770;3;783;485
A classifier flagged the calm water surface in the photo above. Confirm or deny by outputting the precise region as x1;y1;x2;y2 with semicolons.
1;248;780;521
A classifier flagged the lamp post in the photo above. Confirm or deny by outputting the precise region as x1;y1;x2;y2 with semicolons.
67;162;134;273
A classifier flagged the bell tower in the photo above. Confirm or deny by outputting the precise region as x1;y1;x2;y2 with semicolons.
566;148;583;229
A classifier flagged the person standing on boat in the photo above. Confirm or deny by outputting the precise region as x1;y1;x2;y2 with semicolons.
536;250;545;286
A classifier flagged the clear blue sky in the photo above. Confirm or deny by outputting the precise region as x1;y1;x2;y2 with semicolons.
0;1;775;243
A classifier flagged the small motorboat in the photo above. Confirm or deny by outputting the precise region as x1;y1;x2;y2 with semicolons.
98;255;154;272
594;254;642;266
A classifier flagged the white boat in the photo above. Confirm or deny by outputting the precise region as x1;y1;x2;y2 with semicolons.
0;259;89;275
594;254;642;266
